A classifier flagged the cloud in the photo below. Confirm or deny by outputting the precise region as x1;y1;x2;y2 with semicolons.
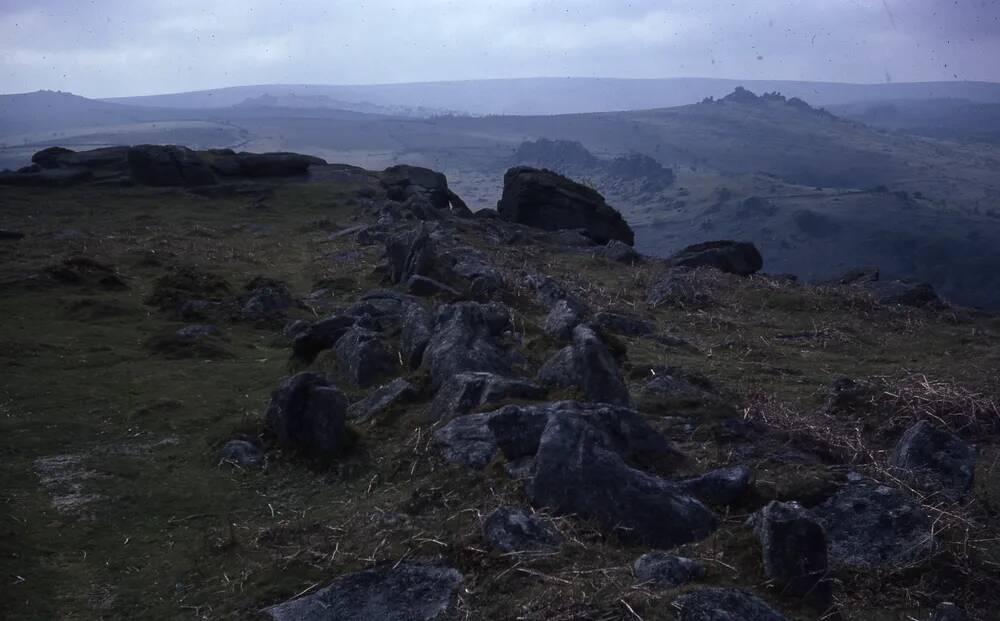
0;0;997;97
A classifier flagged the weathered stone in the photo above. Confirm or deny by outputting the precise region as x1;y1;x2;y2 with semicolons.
218;440;265;469
292;315;358;363
633;552;704;587
680;465;752;507
482;507;563;553
497;167;634;245
264;373;350;458
421;302;514;389
386;225;435;284
592;311;653;337
401;304;433;370
598;239;641;265
406;275;458;297
754;501;830;602
264;563;461;621
433;412;498;469
570;324;631;407
428;372;544;422
668;240;763;276
127;144;217;187
810;479;933;570
334;327;397;388
536;345;578;390
543;299;586;341
527;412;715;547
673;588;790;621
648;271;705;307
889;420;975;498
347;378;416;422
931;602;968;621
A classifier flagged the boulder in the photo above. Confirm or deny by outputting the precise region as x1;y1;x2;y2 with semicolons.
334;327;397;388
264;563;462;621
680;465;752;507
754;501;830;602
127;145;217;187
527;412;715;547
862;280;942;308
543;299;587;341
210;151;325;177
592;311;653;337
597;240;641;265
536;345;578;390
823;266;879;285
381;165;455;211
386;226;435;284
291;315;359;363
347;378;416;423
264;373;350;458
0;167;94;187
421;302;515;389
667;240;763;276
889;420;975;498
401;304;433;369
218;440;265;469
931;603;968;621
648;271;705;307
673;588;790;621
433;412;498;469
406;275;458;297
497;167;634;245
810;479;933;570
482;506;563;553
428;372;544;422
570;325;631;407
633;552;704;587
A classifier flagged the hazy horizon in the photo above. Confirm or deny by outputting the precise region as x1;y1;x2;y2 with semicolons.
3;0;999;98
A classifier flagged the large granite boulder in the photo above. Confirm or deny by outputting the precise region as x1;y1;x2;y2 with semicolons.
264;372;350;458
497;167;634;245
667;240;763;276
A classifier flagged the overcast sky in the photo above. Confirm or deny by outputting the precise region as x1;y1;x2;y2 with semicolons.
2;0;999;97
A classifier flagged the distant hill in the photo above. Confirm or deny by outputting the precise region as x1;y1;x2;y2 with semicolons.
830;98;1000;144
102;77;1000;116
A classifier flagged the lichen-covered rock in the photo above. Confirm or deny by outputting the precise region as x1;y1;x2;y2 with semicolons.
421;302;515;389
428;372;544;422
543;299;586;341
482;507;563;553
264;563;462;621
385;225;435;284
889;420;975;498
264;373;350;458
401;304;433;369
347;378;416;423
334;327;397;388
569;324;631;407
633;552;704;587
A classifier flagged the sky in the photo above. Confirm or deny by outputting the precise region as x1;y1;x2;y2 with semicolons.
1;0;999;97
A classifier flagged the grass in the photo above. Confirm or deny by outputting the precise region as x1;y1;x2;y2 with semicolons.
1;178;999;620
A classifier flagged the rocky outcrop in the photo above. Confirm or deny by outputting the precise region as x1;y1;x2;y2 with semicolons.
264;563;462;621
543;299;587;341
386;226;436;284
127;145;217;187
667;240;763;276
207;149;324;177
421;302;515;389
264;373;350;458
428;372;544;422
537;325;631;407
347;378;416;423
497;167;634;245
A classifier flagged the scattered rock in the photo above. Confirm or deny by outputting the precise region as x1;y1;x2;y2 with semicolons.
208;150;325;177
218;440;265;469
597;239;641;264
648;271;705;307
292;315;359;363
633;552;705;587
527;411;715;547
401;304;433;369
536;345;578;390
433;412;498;469
824;266;879;285
680;465;751;507
889;420;975;498
381;165;463;212
497;167;635;245
406;275;458;297
543;299;587;341
386;225;435;284
673;588;790;621
754;501;830;603
810;479;933;570
667;240;763;276
334;327;397;388
264;373;350;458
428;372;544;422
592;311;653;337
482;506;563;553
264;563;462;621
421;302;515;389
538;325;631;407
862;280;942;308
347;378;416;423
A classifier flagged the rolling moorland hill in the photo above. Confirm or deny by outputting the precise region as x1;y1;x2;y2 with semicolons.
1;148;998;620
2;86;1000;309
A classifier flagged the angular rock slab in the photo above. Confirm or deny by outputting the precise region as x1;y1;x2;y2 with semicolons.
673;588;790;621
428;372;544;422
633;552;704;587
754;501;829;602
421;302;515;389
264;372;350;458
264;563;462;621
810;479;933;570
